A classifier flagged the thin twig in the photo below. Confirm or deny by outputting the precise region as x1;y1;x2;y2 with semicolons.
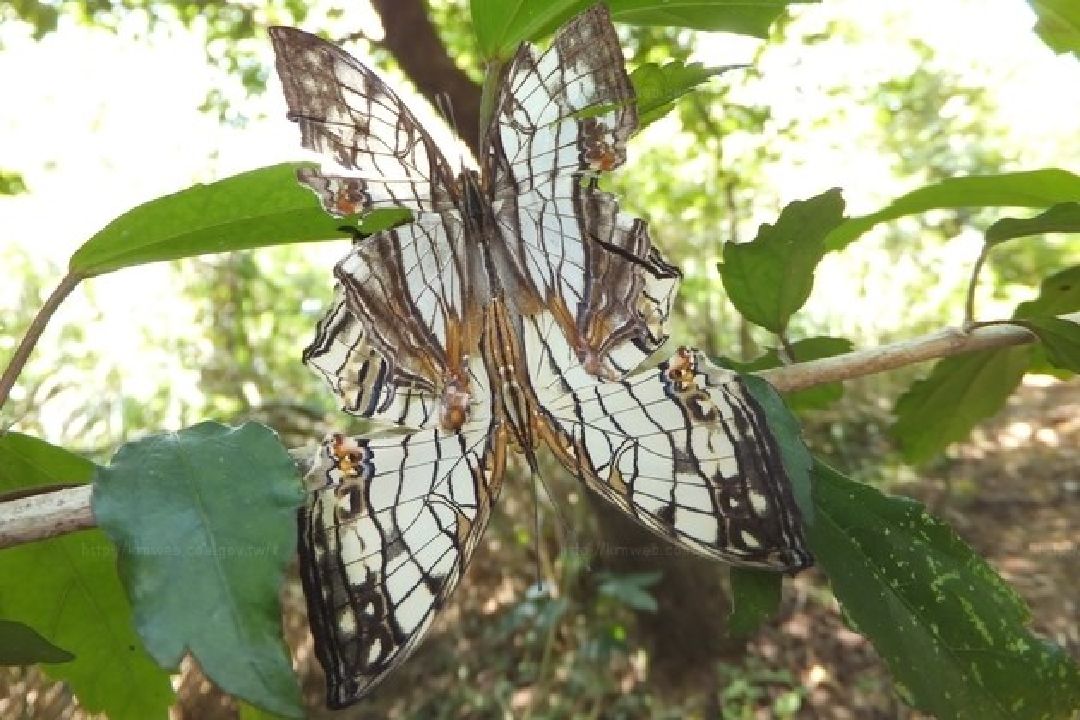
0;313;1076;550
0;272;83;411
963;244;990;328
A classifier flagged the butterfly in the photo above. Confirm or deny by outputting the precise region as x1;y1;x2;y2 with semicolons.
271;4;811;708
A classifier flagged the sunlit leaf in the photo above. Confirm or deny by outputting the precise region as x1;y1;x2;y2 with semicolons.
1017;317;1080;372
825;169;1080;251
93;422;304;718
1027;0;1080;58
0;432;97;489
0;169;27;196
720;188;845;334
985;202;1080;246
611;0;817;37
728;568;781;637
469;0;587;59
890;346;1032;465
0;620;74;664
631;60;741;128
469;0;815;60
1013;265;1080;319
810;461;1080;719
0;433;174;718
68;163;409;278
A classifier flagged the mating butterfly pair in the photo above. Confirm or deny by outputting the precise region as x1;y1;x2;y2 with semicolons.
271;4;811;708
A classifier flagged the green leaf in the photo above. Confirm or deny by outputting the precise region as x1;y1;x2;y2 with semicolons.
985;202;1080;246
611;0;817;37
890;346;1032;465
1014;265;1080;319
0;434;175;718
0;620;74;664
68;163;408;278
93;422;305;717
731;336;853;411
597;571;663;613
825;169;1080;251
809;461;1080;719
469;0;815;61
1027;0;1080;58
728;568;782;637
0;431;98;489
631;61;740;128
1017;317;1080;372
741;375;813;522
469;0;587;59
720;188;846;333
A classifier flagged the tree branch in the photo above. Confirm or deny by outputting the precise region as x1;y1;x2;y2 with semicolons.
369;0;483;157
1;313;1076;550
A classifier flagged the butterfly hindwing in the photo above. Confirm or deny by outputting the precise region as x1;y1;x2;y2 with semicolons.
303;215;485;427
300;413;506;707
529;331;812;571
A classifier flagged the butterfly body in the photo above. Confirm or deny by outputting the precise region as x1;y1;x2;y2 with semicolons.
272;5;811;707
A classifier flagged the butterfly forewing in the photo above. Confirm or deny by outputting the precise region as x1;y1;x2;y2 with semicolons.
269;26;457;215
488;6;678;380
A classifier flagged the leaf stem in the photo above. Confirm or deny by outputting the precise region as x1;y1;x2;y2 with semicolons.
477;59;505;154
964;244;990;329
0;272;83;411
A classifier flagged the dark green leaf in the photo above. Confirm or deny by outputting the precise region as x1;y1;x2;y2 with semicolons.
1013;265;1080;319
733;337;853;411
741;375;813;522
825;169;1080;251
728;569;782;637
809;461;1080;719
985;202;1080;246
1027;0;1080;58
68;163;409;278
1017;317;1080;372
631;61;740;128
94;422;305;718
890;346;1032;464
611;0;817;37
0;620;74;664
0;435;174;718
720;189;845;333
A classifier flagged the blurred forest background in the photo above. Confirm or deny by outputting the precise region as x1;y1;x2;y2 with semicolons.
1;0;1078;717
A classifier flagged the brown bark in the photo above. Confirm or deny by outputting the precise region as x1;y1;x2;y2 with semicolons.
369;0;483;158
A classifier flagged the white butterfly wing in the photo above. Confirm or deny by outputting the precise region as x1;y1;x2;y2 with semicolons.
528;325;812;571
300;357;505;707
488;6;679;380
270;26;456;215
303;215;484;429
